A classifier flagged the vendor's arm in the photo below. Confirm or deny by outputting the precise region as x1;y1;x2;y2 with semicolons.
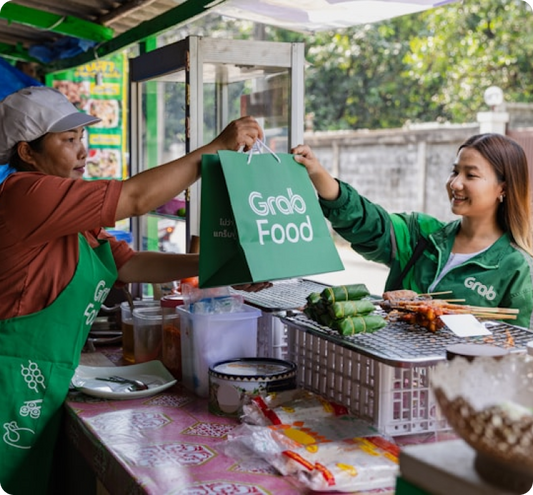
116;116;262;221
118;251;198;283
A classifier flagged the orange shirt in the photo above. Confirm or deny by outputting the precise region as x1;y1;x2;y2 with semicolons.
0;172;135;319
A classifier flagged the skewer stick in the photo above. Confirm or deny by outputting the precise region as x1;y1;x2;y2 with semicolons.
418;291;453;297
463;305;519;314
394;300;519;314
471;313;517;320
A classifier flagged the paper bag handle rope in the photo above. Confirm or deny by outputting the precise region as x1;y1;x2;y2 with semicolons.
247;138;281;164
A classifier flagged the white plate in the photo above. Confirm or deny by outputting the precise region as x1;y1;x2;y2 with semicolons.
72;360;177;400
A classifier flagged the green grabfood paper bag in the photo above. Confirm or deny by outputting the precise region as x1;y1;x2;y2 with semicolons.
199;151;343;288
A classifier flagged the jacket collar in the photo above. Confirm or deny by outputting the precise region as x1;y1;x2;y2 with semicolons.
430;220;511;267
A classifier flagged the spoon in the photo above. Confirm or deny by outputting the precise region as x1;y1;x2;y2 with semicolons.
95;375;149;391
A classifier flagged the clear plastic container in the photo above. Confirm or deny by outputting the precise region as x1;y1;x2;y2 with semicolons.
120;299;159;363
177;304;261;397
161;295;184;380
132;306;163;363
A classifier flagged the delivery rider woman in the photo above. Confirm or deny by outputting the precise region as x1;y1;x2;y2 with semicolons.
0;86;264;494
292;134;533;329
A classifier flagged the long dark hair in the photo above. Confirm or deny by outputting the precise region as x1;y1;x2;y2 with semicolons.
458;133;533;255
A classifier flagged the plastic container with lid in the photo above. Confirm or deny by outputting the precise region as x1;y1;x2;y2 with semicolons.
120;299;160;363
132;306;163;363
161;295;184;380
177;304;261;398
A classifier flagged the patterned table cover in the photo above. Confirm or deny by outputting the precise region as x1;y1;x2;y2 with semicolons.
64;348;456;494
65;381;400;495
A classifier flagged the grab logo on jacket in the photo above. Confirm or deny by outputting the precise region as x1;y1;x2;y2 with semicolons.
464;277;496;301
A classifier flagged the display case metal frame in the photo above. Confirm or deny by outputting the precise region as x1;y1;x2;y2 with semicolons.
129;35;305;256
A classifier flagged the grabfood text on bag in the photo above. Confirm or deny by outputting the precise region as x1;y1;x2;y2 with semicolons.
249;188;313;245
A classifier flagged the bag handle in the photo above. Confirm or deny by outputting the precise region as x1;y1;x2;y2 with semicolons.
247;138;281;164
390;237;428;290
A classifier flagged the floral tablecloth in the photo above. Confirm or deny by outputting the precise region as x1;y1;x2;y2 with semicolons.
66;381;399;495
64;348;453;494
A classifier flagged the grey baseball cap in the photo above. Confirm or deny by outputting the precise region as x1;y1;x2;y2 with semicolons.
0;86;101;163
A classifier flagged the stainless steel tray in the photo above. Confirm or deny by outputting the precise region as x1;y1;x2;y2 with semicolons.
231;279;330;311
281;312;533;368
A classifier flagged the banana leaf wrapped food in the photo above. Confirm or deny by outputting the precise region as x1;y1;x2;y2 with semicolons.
306;292;322;306
304;283;387;336
327;300;376;319
332;314;387;336
321;284;370;303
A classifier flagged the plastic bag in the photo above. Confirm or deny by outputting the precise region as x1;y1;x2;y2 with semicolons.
229;388;399;492
181;285;243;314
242;388;349;426
225;418;399;492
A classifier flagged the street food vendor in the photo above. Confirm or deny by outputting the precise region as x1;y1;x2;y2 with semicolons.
292;134;533;329
0;86;264;494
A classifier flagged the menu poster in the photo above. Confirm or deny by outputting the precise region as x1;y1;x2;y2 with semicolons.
44;52;128;180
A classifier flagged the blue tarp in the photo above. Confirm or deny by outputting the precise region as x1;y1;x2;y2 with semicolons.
29;36;96;64
0;56;43;100
0;57;43;167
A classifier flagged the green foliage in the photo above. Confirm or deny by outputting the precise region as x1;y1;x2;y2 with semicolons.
160;1;533;131
268;0;533;130
405;0;533;123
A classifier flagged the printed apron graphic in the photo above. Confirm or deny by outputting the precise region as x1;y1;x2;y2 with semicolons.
20;360;46;392
0;236;117;494
3;422;35;450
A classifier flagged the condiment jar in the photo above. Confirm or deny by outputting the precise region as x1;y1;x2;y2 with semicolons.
120;299;160;363
132;306;164;363
161;295;184;380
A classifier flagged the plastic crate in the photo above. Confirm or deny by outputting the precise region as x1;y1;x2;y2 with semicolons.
284;322;449;437
256;311;289;359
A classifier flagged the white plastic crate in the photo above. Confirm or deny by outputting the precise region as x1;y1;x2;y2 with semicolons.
256;311;289;359
285;323;449;437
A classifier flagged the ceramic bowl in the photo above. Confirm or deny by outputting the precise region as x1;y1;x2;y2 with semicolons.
431;352;533;494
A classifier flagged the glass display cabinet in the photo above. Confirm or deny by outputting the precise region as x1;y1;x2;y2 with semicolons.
128;35;305;294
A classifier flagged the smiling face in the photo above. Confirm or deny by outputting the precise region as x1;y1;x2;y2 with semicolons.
17;126;88;179
446;147;505;220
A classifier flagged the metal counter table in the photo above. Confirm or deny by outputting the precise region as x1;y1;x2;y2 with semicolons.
61;349;397;495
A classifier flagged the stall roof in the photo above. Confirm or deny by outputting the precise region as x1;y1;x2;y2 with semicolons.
0;0;457;72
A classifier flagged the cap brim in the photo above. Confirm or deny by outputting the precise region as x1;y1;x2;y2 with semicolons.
48;112;101;132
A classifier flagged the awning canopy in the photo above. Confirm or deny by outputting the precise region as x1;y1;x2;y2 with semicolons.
212;0;458;33
0;0;458;72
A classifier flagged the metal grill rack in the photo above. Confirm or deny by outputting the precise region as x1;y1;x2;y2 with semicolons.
281;312;533;435
282;312;533;367
231;279;330;311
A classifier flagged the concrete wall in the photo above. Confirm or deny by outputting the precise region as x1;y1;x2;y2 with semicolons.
304;123;480;222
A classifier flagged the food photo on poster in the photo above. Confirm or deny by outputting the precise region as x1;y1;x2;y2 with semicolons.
48;53;127;181
87;148;122;179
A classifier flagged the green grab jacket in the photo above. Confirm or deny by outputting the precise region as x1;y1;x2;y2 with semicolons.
319;180;533;330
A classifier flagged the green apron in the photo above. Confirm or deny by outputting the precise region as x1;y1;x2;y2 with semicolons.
0;234;117;495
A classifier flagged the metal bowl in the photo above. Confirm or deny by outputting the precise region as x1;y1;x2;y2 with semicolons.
431;353;533;494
